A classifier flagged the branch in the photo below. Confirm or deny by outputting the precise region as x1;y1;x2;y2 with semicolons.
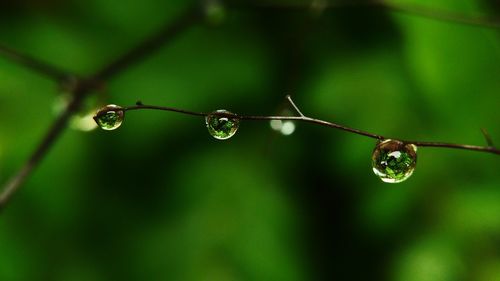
93;7;200;82
481;128;495;147
0;43;74;83
0;91;86;211
0;6;200;211
380;1;500;29
246;0;500;29
120;96;500;155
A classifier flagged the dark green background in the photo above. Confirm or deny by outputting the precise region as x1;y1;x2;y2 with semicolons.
1;0;499;280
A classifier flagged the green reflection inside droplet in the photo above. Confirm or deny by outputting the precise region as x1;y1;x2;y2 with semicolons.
372;139;417;183
205;109;239;140
94;104;124;131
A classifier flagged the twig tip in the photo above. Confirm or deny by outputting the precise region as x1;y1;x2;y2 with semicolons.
284;95;305;117
480;128;495;147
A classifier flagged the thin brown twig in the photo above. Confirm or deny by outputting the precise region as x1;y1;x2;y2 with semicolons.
124;104;206;117
481;128;495;147
121;97;500;155
285;94;305;117
0;6;200;211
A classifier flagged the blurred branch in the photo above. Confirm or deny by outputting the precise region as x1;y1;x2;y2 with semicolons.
380;0;500;29
0;6;200;211
0;88;87;212
248;0;500;29
120;96;500;155
93;7;200;82
0;44;74;83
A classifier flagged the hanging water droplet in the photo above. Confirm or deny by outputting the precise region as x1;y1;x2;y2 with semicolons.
372;139;417;183
94;104;124;131
205;109;239;140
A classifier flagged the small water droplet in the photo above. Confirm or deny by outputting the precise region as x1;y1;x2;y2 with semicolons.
372;139;417;183
94;104;124;131
206;109;239;140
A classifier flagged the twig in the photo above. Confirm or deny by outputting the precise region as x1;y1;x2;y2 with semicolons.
0;6;200;211
124;103;383;139
124;104;206;117
122;97;500;155
285;94;305;117
481;128;495;147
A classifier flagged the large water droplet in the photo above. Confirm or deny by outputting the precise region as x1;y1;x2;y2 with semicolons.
94;104;124;131
372;139;417;183
205;109;239;140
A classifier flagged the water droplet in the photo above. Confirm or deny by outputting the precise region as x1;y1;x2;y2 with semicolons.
206;110;239;140
372;139;417;183
94;104;124;131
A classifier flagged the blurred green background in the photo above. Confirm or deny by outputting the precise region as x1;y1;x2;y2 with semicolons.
1;0;499;280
